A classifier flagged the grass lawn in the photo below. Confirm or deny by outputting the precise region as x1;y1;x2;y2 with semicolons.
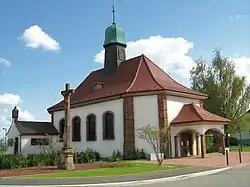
230;146;250;152
23;162;187;178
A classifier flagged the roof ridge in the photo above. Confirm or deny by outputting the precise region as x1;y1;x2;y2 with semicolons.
142;54;165;89
125;55;144;92
190;103;204;120
18;120;51;123
143;55;207;97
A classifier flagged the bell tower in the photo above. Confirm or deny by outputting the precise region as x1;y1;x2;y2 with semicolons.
103;5;127;75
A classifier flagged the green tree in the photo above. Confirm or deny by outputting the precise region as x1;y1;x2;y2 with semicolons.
190;49;250;134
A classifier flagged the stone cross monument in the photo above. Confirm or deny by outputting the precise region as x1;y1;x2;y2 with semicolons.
58;83;75;170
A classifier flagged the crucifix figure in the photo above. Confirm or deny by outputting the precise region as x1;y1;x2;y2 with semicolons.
61;83;74;149
58;83;75;170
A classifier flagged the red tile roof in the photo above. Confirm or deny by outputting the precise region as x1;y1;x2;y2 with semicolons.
48;55;207;112
171;103;230;125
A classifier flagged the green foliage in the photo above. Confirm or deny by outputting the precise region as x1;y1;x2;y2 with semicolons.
190;49;250;134
1;148;148;170
0;152;60;170
75;148;101;164
205;132;220;153
229;137;239;146
122;149;147;160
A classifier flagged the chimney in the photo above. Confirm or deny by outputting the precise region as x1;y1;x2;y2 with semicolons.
12;106;19;122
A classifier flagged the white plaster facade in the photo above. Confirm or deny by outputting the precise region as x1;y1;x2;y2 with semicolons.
53;95;159;157
53;99;124;157
6;94;226;158
134;95;159;155
7;122;60;156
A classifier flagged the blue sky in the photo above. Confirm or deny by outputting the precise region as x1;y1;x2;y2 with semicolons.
0;0;250;131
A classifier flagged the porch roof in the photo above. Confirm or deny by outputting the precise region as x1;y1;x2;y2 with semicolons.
171;103;230;125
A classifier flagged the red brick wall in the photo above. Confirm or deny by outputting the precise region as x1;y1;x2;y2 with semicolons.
123;97;135;154
157;94;168;128
157;94;170;157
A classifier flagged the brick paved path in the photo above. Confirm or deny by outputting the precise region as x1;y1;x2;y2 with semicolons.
165;152;250;167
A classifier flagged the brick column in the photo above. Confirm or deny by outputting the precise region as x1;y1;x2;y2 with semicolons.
157;94;169;157
200;134;206;158
123;97;135;154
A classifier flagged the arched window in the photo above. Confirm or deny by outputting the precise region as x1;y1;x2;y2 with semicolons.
103;111;115;140
72;116;81;142
86;114;96;141
59;118;65;141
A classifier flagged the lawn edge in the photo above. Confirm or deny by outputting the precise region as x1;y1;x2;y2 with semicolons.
15;164;190;179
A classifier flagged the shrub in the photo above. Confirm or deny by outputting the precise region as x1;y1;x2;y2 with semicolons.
123;149;147;160
0;152;60;170
75;149;102;164
229;137;239;146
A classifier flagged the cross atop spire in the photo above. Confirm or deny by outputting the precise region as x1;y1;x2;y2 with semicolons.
112;4;116;24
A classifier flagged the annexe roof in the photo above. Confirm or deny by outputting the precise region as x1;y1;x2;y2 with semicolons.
171;103;230;125
16;121;59;135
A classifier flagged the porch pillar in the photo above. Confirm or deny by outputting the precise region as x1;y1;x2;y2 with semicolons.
200;134;206;158
196;135;201;155
192;133;197;155
174;136;178;157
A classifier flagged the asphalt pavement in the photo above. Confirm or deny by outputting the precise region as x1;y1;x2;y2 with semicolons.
0;166;220;185
127;166;250;187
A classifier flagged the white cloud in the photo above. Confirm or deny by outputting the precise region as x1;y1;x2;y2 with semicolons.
0;93;22;106
94;35;195;84
19;25;60;51
0;94;35;132
232;57;250;83
0;57;11;67
230;14;247;20
17;107;35;121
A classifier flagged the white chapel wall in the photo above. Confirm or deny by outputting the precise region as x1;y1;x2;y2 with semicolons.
167;95;200;124
53;99;124;157
20;135;61;156
6;122;20;155
133;95;159;155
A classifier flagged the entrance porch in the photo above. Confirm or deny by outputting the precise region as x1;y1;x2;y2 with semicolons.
170;103;230;158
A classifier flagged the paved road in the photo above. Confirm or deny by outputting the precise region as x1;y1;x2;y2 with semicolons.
0;166;219;185
0;166;249;186
126;166;250;187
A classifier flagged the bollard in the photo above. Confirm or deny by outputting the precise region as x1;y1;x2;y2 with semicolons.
225;148;229;166
239;149;242;163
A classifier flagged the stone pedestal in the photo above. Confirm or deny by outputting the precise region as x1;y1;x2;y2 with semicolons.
58;148;75;170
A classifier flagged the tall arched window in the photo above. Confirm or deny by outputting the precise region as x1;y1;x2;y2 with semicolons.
103;111;115;140
72;116;81;142
86;114;96;141
59;118;65;141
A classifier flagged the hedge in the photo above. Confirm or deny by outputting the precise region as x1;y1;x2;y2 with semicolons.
0;148;148;170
